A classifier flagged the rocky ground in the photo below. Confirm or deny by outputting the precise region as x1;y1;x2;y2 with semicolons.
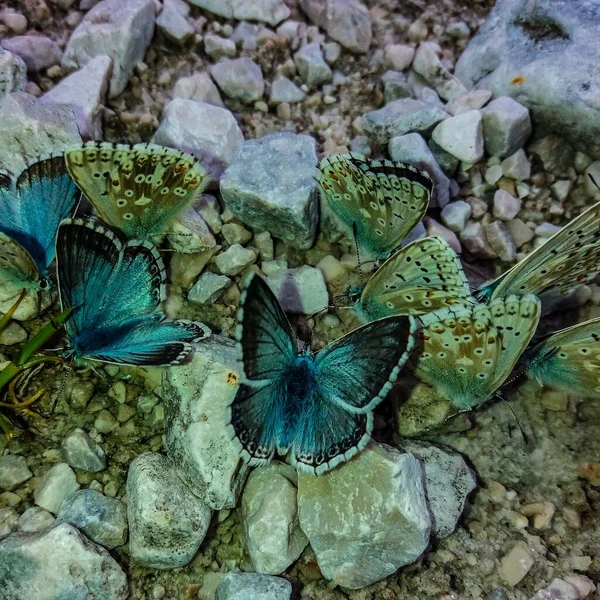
0;0;599;599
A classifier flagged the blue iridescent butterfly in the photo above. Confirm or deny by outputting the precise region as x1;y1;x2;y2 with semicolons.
56;218;210;365
226;273;417;475
0;154;80;291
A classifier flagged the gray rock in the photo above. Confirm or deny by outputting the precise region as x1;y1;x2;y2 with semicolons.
428;138;460;175
172;72;225;107
0;322;26;344
431;110;483;163
299;0;372;53
324;42;342;64
162;336;249;510
61;428;107;472
294;43;332;88
388;132;450;208
216;573;292;600
215;244;257;275
298;443;431;589
535;222;562;237
362;98;447;145
266;266;328;314
0;508;19;536
156;3;194;45
211;58;265;104
240;462;308;575
231;22;259;51
485;588;510;600
381;70;412;103
127;452;212;568
528;134;574;176
270;76;305;104
34;463;80;515
153;99;244;182
440;200;472;232
501;148;531;180
186;0;290;25
204;34;237;59
222;223;252;245
481;96;531;158
493;189;521;221
0;48;27;104
0;524;127;600
506;218;534;248
220;132;318;249
454;0;600;159
399;440;476;538
1;36;61;72
2;12;28;35
17;507;55;533
0;455;32;492
62;0;155;98
384;44;415;71
56;489;127;549
485;220;516;261
460;221;497;258
168;206;216;253
446;89;492;115
41;55;112;140
189;272;231;304
412;41;467;101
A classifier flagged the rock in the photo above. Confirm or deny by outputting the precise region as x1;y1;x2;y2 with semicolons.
0;455;32;491
564;574;596;599
61;428;107;472
381;70;412;103
34;463;80;515
294;43;332;88
499;540;535;586
528;135;574;176
153;99;244;182
0;49;27;104
2;36;62;72
168;206;216;253
127;452;212;568
501;148;531;180
485;164;503;186
173;72;225;107
467;196;488;219
530;579;580;600
0;524;127;600
536;222;561;238
17;507;55;533
298;444;430;589
388;132;450;208
62;0;155;98
0;322;26;344
521;501;556;530
220;132;318;249
189;272;231;304
156;2;194;45
41;55;112;140
316;255;346;284
240;462;308;575
211;58;264;104
412;42;467;101
2;12;28;34
446;89;492;115
215;244;257;276
460;221;497;258
254;231;274;261
299;0;372;53
399;440;476;538
454;0;600;159
216;573;292;600
56;489;127;549
481;96;532;158
222;223;252;245
204;34;237;59
441;200;472;232
384;44;414;71
551;179;572;202
431;110;483;163
270;75;305;104
362;98;447;145
186;0;289;26
485;589;510;600
162;336;249;510
485;220;516;261
506;218;534;248
0;507;19;536
266;266;328;314
493;189;521;221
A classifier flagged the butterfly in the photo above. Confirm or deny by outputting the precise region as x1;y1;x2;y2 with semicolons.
526;316;600;398
317;153;433;260
55;218;210;365
350;236;475;323
478;201;600;301
226;272;417;475
0;154;80;291
64;142;210;240
414;295;541;410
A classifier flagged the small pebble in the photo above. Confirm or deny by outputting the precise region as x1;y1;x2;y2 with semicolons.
498;541;534;586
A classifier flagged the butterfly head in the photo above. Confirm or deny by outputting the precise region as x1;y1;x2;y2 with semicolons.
347;285;362;304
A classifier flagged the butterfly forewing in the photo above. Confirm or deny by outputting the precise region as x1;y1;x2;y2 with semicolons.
65;142;209;239
0;233;39;289
317;153;432;259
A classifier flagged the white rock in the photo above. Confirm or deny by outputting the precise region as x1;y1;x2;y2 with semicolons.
506;218;534;248
186;0;290;26
460;221;497;258
384;44;414;71
564;574;596;599
168;206;216;253
0;455;32;491
446;89;492;115
481;96;532;158
529;579;579;600
440;200;472;233
493;189;521;221
316;255;346;284
294;43;332;88
501;149;531;180
188;272;231;304
0;322;26;344
34;463;80;515
266;265;328;314
412;41;467;101
204;34;237;59
485;164;503;186
0;48;27;105
17;506;55;533
61;428;107;472
172;72;224;107
535;222;561;238
270;75;305;104
216;573;292;600
215;244;257;276
431;110;484;163
156;3;194;45
499;541;535;586
211;57;265;104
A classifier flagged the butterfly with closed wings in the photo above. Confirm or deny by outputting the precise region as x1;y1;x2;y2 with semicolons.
56;218;210;365
226;273;417;475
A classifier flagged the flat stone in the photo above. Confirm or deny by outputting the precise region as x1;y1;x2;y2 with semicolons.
156;3;194;45
481;96;532;158
189;272;231;304
127;452;212;568
440;200;472;233
153;99;244;182
34;463;80;515
294;43;332;88
485;220;516;262
0;455;32;491
220;132;318;249
506;218;534;248
362;98;447;145
270;75;305;104
493;189;521;221
460;221;497;258
186;0;289;26
215;244;257;275
2;36;62;71
62;0;155;98
536;222;562;238
216;573;292;600
412;41;467;101
266;265;328;314
56;489;127;549
384;44;414;71
162;336;249;510
0;49;27;105
17;507;55;533
501;149;531;180
499;540;535;587
0;524;127;599
431;110;483;163
381;69;411;103
61;428;107;472
297;443;431;589
211;58;264;104
446;89;492;115
173;72;224;107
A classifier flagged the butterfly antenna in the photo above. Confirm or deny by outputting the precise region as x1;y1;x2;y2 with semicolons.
494;390;529;445
51;367;71;414
352;222;365;288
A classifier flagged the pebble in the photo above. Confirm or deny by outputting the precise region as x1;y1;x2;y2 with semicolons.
551;179;572;202
446;89;492;115
94;409;118;433
56;489;128;549
316;255;346;284
412;41;467;101
294;43;332;88
460;222;497;258
0;507;19;536
266;265;328;314
485;220;516;261
215;244;257;276
0;321;27;344
431;110;484;163
270;75;305;103
222;223;252;245
188;272;231;304
204;34;236;59
196;194;223;234
530;579;579;600
381;70;411;103
254;231;274;261
467;196;488;219
481;97;532;158
535;222;561;238
501;149;531;180
61;428;107;472
0;455;32;492
187;0;290;26
2;35;62;71
324;42;341;64
211;57;265;104
506;218;534;248
156;3;194;45
564;574;596;599
499;541;535;586
168;207;216;253
425;218;461;253
17;506;55;533
34;463;80;515
216;572;292;600
0;48;27;104
521;501;556;530
493;189;521;221
384;44;415;71
485;164;503;186
408;20;428;42
528;135;574;176
172;72;225;107
441;200;472;233
2;12;28;34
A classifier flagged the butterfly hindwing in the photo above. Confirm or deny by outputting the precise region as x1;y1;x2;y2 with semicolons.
317;153;432;259
64;142;210;239
357;236;474;322
0;233;39;289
